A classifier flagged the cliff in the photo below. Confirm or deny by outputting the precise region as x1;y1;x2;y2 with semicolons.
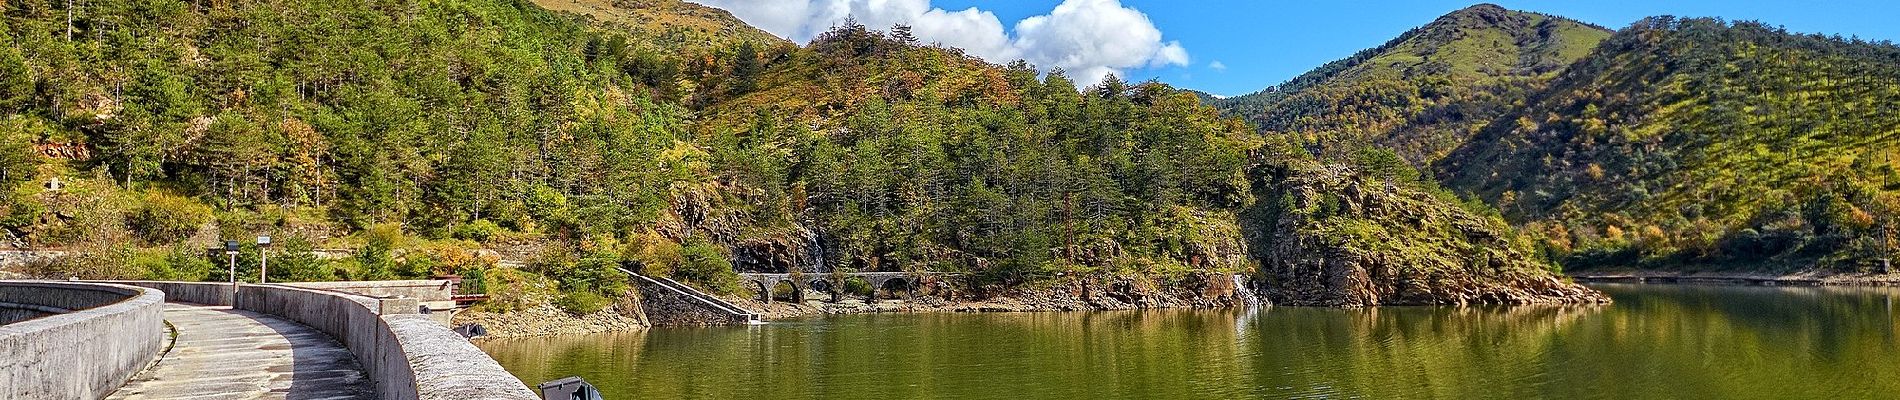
1249;164;1607;306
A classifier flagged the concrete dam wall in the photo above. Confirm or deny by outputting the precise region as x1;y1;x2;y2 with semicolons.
9;280;542;400
0;281;165;400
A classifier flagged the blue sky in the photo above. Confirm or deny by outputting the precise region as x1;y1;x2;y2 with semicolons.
925;1;1900;96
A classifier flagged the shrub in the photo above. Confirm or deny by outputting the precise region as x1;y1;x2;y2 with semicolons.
478;267;541;314
556;290;610;314
527;239;630;314
451;219;506;243
28;244;138;279
353;234;397;280
623;231;683;275
403;240;488;278
674;238;741;295
127;192;212;245
269;237;338;282
37;176;133;247
138;246;215;281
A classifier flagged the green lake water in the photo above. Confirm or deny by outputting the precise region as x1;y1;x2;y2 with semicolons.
476;284;1900;399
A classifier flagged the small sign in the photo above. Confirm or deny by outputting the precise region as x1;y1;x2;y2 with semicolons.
257;236;272;246
224;240;240;254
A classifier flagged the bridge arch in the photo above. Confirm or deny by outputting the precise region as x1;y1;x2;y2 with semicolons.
873;276;915;300
769;280;804;303
736;272;951;303
807;278;841;302
747;278;774;303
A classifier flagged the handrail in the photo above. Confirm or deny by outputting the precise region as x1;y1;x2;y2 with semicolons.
654;276;753;314
617;268;760;323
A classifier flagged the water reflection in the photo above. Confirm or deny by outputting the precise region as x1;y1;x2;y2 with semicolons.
478;284;1900;399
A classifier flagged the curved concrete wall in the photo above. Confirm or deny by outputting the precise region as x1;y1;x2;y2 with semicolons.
285;280;454;302
238;284;421;398
98;280;233;306
96;281;537;399
237;284;537;400
386;314;544;400
0;281;164;400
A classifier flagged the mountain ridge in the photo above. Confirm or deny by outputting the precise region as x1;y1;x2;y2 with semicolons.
1213;3;1613;164
1436;16;1900;271
1212;5;1900;272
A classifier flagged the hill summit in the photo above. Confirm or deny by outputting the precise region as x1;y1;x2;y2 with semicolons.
1215;4;1611;164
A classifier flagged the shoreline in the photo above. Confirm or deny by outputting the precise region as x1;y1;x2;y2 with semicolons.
464;273;1616;339
460;295;1256;339
1569;270;1900;287
727;274;1264;321
469;269;1900;339
462;276;1263;338
729;294;1252;321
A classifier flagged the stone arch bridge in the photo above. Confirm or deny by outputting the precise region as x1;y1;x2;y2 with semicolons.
740;272;955;303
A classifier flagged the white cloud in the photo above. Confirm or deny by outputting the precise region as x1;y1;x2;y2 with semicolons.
686;0;1188;86
1209;60;1227;72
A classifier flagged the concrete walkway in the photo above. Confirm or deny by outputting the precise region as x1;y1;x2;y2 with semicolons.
107;303;375;399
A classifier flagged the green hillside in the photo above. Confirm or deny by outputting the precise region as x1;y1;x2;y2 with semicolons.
1215;4;1611;164
1438;17;1900;271
0;0;1592;307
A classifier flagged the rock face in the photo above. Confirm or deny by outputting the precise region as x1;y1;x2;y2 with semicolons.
1247;164;1607;306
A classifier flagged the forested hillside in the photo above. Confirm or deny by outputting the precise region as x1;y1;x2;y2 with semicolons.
1210;4;1900;273
1438;17;1900;271
1214;4;1610;164
0;0;786;305
0;0;1594;308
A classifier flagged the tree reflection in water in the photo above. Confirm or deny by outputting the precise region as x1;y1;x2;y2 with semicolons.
477;284;1900;399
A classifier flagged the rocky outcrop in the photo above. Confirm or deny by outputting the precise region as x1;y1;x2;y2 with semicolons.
1247;164;1607;306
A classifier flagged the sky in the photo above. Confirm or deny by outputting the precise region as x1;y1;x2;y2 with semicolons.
685;1;1900;97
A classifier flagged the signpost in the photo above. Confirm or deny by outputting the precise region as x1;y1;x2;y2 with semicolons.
257;236;272;283
224;240;240;296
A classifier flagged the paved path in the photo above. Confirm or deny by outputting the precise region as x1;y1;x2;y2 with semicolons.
107;303;374;400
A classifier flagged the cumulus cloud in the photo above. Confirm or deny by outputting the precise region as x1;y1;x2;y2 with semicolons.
686;0;1188;86
1209;60;1227;72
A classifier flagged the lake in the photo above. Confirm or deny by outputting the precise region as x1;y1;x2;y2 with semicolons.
476;284;1900;399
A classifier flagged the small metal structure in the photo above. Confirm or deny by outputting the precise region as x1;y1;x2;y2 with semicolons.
257;236;272;283
538;376;602;400
224;240;240;295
